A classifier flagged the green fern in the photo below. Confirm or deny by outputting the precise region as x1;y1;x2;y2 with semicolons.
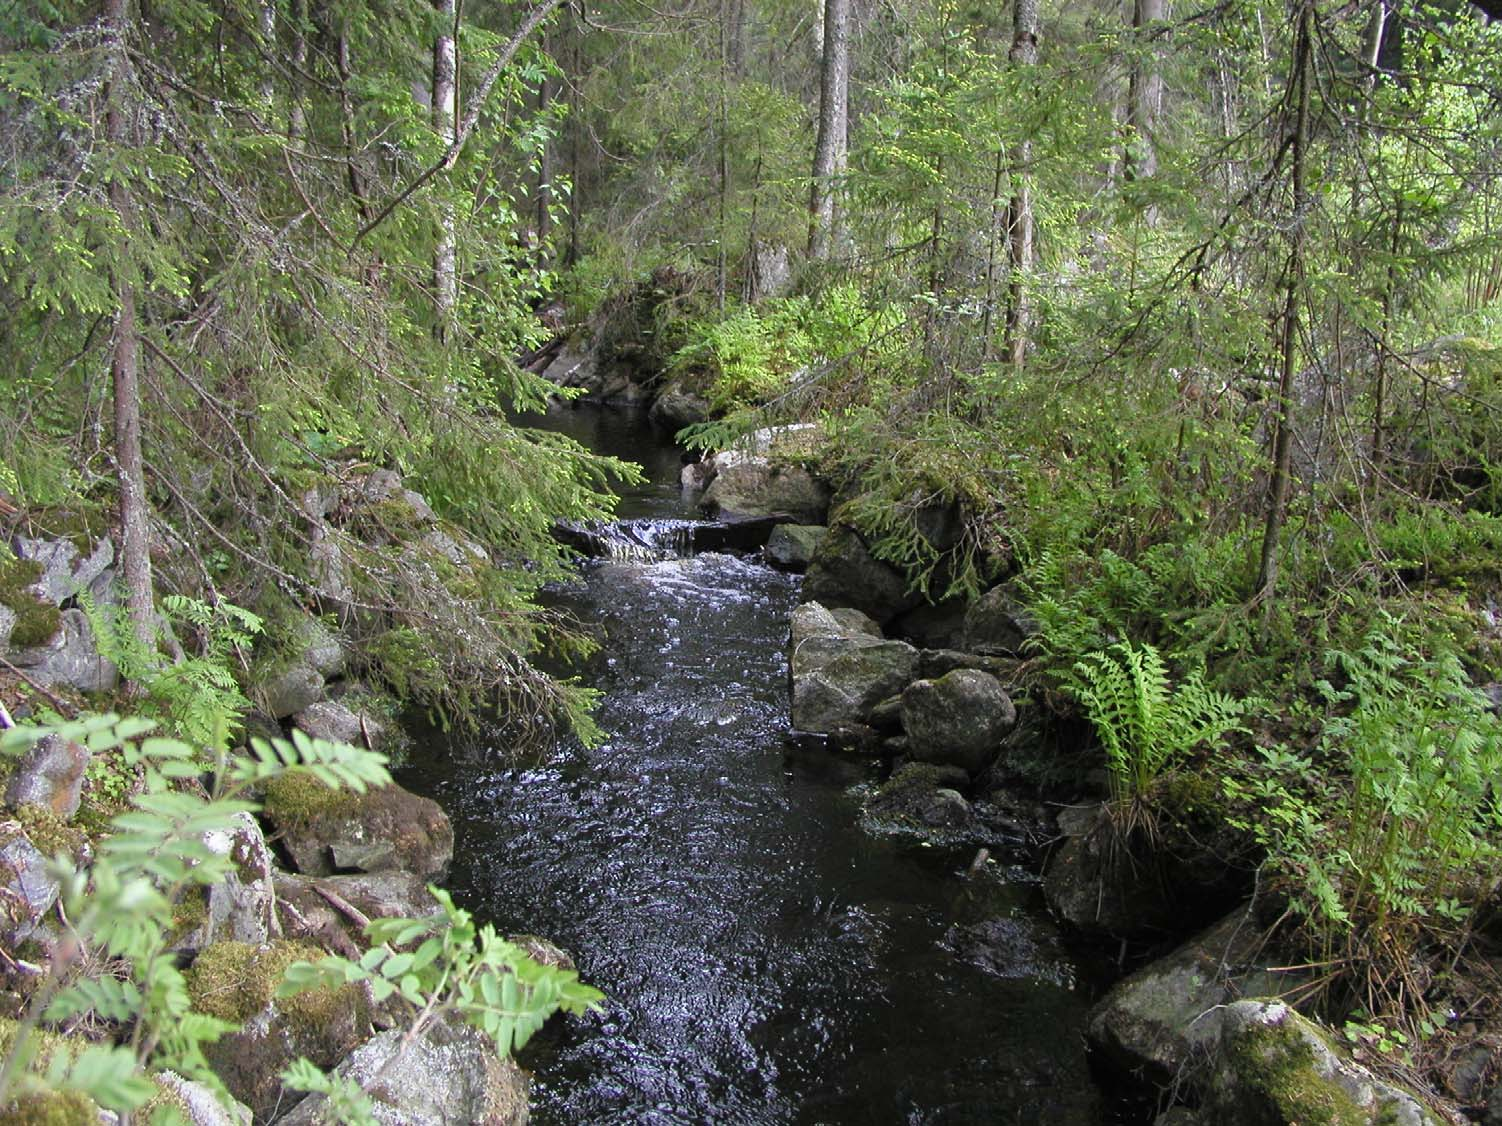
1071;641;1249;805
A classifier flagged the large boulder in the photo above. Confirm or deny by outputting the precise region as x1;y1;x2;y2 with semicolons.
277;1015;529;1126
276;870;444;948
801;524;921;627
789;602;919;738
11;535;114;606
701;457;830;524
1196;1001;1439;1126
649;383;712;431
1087;909;1293;1084
9;609;118;693
187;939;369;1121
5;734;90;818
765;524;827;572
260;663;325;720
261;777;453;880
962;582;1039;657
293;700;387;753
900;669;1016;775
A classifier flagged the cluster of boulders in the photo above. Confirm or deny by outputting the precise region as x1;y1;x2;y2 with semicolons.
0;711;534;1125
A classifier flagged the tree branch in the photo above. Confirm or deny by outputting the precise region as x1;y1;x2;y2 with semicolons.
352;0;566;247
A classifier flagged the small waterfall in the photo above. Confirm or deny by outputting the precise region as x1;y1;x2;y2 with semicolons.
589;517;699;562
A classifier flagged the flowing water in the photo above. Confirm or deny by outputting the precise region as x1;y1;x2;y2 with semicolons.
397;406;1108;1125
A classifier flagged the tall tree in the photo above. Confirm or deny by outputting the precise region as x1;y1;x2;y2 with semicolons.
808;0;850;260
1004;0;1039;368
104;0;154;650
433;0;459;335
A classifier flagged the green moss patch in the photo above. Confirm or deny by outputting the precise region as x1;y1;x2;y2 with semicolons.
10;806;87;859
186;939;357;1034
261;774;359;831
1227;1017;1367;1126
0;559;60;649
0;1090;98;1126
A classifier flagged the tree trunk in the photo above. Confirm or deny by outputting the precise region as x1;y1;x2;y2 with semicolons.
1125;0;1164;184
1254;0;1312;607
807;0;849;261
432;0;458;336
1004;0;1039;369
105;0;154;650
289;0;307;140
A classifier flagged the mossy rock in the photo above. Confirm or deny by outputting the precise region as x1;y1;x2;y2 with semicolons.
1201;1001;1439;1126
261;776;453;879
0;1089;98;1126
188;940;369;1120
0;558;60;649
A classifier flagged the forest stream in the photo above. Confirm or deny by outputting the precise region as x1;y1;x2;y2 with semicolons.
397;406;1111;1125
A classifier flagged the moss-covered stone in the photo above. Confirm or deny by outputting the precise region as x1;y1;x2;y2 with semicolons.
1202;1002;1439;1126
261;777;453;879
261;774;359;831
188;940;370;1120
186;939;329;1025
0;559;60;648
10;806;87;859
0;1089;98;1126
1228;1019;1367;1126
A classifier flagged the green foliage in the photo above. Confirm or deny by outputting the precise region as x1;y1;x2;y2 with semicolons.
84;594;261;753
1070;641;1250;807
0;713;390;1119
279;885;603;1059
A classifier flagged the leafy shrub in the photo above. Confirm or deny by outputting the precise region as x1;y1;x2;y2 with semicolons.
1227;624;1502;1011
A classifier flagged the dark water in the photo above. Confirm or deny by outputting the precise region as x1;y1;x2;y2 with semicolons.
397;405;1104;1125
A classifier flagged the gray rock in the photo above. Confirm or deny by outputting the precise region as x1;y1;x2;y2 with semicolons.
1198;1001;1439;1126
765;524;827;571
540;340;601;394
420;529;488;567
290;616;346;680
0;831;60;945
789;602;918;735
355;468;405;503
174;812;276;952
917;648;1019;680
293;700;386;752
0;605;13;650
276;870;444;932
153;1071;252;1126
701;458;830;524
308;526;355;613
649;385;712;431
12;609;118;692
1087;909;1293;1084
277;1015;529;1126
261;663;324;720
962;582;1039;657
5;734;90;818
864;763;977;836
401;489;437;523
900;669;1016;775
13;536;114;605
801;524;921;626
